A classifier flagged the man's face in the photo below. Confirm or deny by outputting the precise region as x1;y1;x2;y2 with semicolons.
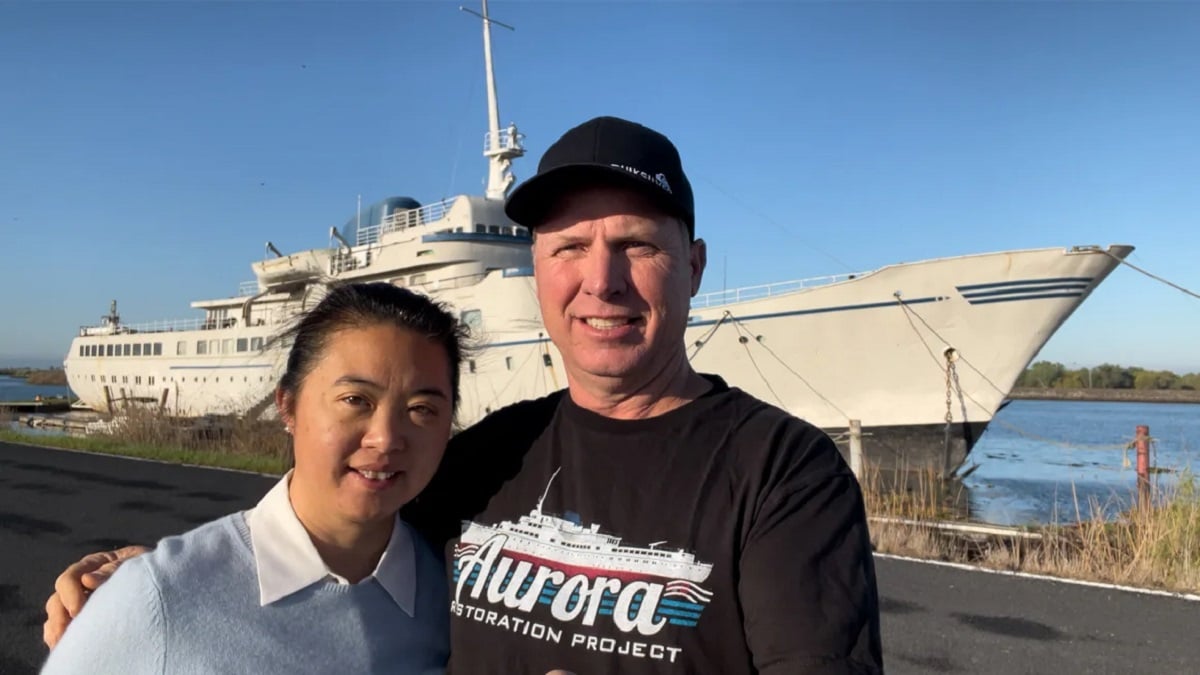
532;185;706;387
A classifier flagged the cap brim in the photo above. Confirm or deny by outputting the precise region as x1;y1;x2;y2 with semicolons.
505;164;686;229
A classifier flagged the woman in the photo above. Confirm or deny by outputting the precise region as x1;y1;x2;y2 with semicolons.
41;282;468;674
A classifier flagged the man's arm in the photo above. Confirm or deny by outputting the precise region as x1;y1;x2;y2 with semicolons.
401;392;563;546
738;432;883;674
43;545;150;648
40;553;166;673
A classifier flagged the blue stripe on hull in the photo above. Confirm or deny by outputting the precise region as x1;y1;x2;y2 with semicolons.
956;276;1093;291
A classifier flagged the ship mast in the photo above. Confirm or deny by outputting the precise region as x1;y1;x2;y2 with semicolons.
463;0;524;200
535;467;562;516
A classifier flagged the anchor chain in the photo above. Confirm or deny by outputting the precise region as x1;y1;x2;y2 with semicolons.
942;350;960;476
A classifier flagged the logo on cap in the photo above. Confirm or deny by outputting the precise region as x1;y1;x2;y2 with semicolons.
611;164;673;195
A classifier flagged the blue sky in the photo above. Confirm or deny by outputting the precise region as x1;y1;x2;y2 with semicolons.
2;1;1197;372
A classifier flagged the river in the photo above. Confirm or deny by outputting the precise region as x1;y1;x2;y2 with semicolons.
0;375;70;402
965;399;1199;525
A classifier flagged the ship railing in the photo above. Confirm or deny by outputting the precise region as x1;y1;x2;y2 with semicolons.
357;198;458;246
78;315;288;335
690;273;864;309
484;127;524;154
238;281;260;297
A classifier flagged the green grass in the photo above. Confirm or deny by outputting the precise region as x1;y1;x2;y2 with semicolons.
0;429;289;475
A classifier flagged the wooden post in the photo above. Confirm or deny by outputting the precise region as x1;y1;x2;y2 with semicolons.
1136;424;1151;508
849;419;864;480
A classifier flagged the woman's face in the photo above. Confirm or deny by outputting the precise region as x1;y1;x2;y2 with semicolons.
279;323;454;531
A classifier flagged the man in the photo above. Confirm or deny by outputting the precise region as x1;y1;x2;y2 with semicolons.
45;116;883;673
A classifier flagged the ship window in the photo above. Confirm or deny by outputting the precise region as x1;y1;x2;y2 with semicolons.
100;375;105;383
461;309;482;334
122;376;128;384
475;224;486;233
223;339;234;354
149;376;155;386
177;341;187;356
417;249;433;257
133;344;142;356
410;273;426;287
91;375;95;381
469;360;476;373
210;340;219;354
236;338;248;352
250;337;263;351
123;344;131;356
135;376;142;385
144;342;151;354
196;341;207;355
505;356;513;371
105;344;113;357
488;225;501;234
154;343;162;356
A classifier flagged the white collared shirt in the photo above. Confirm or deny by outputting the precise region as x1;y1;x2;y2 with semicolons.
244;472;416;616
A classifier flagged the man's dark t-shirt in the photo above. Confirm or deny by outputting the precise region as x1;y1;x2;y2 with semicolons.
403;375;882;673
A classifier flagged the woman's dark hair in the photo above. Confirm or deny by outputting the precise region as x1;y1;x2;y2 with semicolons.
272;282;470;417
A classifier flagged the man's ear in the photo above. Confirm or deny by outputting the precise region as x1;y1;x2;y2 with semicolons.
689;238;707;296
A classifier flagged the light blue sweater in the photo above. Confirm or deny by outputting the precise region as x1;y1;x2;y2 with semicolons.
40;513;449;674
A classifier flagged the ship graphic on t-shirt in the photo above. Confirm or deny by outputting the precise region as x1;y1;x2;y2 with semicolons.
457;469;713;585
452;469;714;634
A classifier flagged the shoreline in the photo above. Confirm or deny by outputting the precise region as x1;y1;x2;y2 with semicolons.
1008;387;1200;405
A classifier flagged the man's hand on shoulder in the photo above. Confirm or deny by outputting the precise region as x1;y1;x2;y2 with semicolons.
43;545;150;648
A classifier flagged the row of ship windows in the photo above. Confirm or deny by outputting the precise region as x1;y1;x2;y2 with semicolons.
81;343;164;357
76;374;271;385
80;338;266;358
467;223;528;237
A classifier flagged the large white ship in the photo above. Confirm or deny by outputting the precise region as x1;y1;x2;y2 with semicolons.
61;2;1131;475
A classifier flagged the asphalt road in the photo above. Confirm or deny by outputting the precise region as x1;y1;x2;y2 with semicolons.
2;439;1197;674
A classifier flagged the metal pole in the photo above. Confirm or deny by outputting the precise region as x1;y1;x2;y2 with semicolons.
1136;424;1151;508
849;419;864;480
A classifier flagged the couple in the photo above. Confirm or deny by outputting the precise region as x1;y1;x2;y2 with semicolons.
42;116;883;674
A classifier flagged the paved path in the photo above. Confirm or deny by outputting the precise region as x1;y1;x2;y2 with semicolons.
1;439;1197;674
0;440;275;674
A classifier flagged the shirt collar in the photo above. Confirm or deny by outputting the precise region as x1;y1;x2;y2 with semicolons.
245;472;416;616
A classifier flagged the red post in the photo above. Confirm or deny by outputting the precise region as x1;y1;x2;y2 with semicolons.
1136;424;1151;508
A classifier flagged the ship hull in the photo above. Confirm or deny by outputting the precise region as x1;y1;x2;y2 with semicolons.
62;244;1132;477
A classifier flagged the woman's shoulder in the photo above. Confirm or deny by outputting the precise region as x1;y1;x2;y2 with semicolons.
141;512;253;580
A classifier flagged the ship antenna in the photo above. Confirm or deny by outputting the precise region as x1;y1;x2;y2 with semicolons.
460;0;524;200
535;466;562;515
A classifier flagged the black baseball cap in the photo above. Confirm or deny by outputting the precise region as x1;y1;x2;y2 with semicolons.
504;116;696;238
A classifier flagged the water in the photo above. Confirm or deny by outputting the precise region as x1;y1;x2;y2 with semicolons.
0;375;70;402
966;399;1199;525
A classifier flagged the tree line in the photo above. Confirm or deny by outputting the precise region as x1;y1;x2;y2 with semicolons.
0;367;68;386
1017;361;1200;391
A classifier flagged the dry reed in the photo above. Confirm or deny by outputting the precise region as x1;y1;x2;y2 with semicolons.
861;466;1200;594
